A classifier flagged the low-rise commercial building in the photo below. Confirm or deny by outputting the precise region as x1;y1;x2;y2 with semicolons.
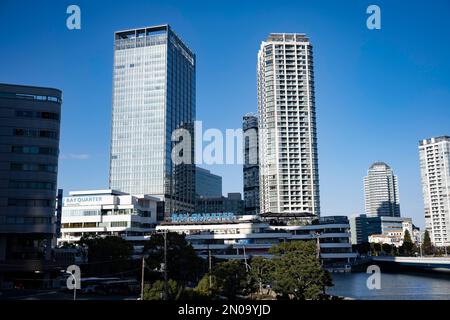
157;214;356;271
58;190;158;247
350;214;415;244
368;233;403;247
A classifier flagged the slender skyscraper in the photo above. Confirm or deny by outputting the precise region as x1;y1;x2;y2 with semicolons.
364;162;400;217
419;136;450;247
257;33;320;216
243;113;259;215
109;25;196;217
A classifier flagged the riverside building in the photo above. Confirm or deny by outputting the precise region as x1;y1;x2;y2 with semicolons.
364;162;400;217
257;33;320;216
156;214;356;271
419;136;450;247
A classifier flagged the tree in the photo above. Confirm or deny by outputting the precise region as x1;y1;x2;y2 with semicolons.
248;256;274;296
353;242;370;256
143;232;203;285
373;243;382;256
268;241;333;300
382;243;394;256
143;279;179;300
77;235;134;276
194;273;218;299
422;230;433;256
208;259;249;299
79;235;133;261
401;229;414;256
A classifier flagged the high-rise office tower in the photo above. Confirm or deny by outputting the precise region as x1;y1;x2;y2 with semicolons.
109;25;196;217
257;33;320;216
243;113;260;215
364;162;400;217
419;136;450;247
0;83;61;272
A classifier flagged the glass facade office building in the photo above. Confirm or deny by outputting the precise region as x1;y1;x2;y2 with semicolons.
109;25;196;217
195;167;222;198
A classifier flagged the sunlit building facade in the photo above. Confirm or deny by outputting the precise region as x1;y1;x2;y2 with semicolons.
257;33;320;216
364;162;400;218
419;136;450;247
109;25;196;217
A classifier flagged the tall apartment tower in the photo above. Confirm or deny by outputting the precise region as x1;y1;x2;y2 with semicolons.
257;33;320;216
0;83;61;272
243;113;260;215
419;136;450;247
109;25;196;217
364;162;400;218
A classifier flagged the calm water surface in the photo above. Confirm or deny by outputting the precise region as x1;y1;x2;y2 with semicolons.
327;272;450;300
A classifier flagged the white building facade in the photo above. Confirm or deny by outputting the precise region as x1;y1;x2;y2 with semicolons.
157;214;356;270
419;136;450;247
364;162;400;217
58;190;158;245
257;33;320;216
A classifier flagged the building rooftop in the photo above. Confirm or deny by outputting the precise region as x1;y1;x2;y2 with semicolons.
265;33;310;43
0;83;62;97
69;189;128;196
114;24;194;57
369;161;391;170
419;136;450;146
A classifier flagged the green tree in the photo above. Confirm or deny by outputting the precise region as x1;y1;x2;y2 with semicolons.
143;232;203;285
209;259;250;300
422;230;433;256
373;243;382;256
143;279;179;300
268;241;333;300
193;273;217;299
79;235;133;261
248;256;274;296
78;235;134;276
353;242;370;255
401;229;414;256
382;243;392;256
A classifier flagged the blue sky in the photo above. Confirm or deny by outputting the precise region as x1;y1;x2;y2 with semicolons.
1;0;449;228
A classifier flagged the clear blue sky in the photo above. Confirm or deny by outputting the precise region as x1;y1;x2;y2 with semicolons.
1;0;449;228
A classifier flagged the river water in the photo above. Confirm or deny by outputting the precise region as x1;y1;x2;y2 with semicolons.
326;272;450;300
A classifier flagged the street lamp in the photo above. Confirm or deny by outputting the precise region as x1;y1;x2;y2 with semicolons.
140;253;149;300
311;232;321;261
418;231;426;257
156;229;169;300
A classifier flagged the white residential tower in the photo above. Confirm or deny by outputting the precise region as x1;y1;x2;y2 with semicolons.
257;33;320;216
